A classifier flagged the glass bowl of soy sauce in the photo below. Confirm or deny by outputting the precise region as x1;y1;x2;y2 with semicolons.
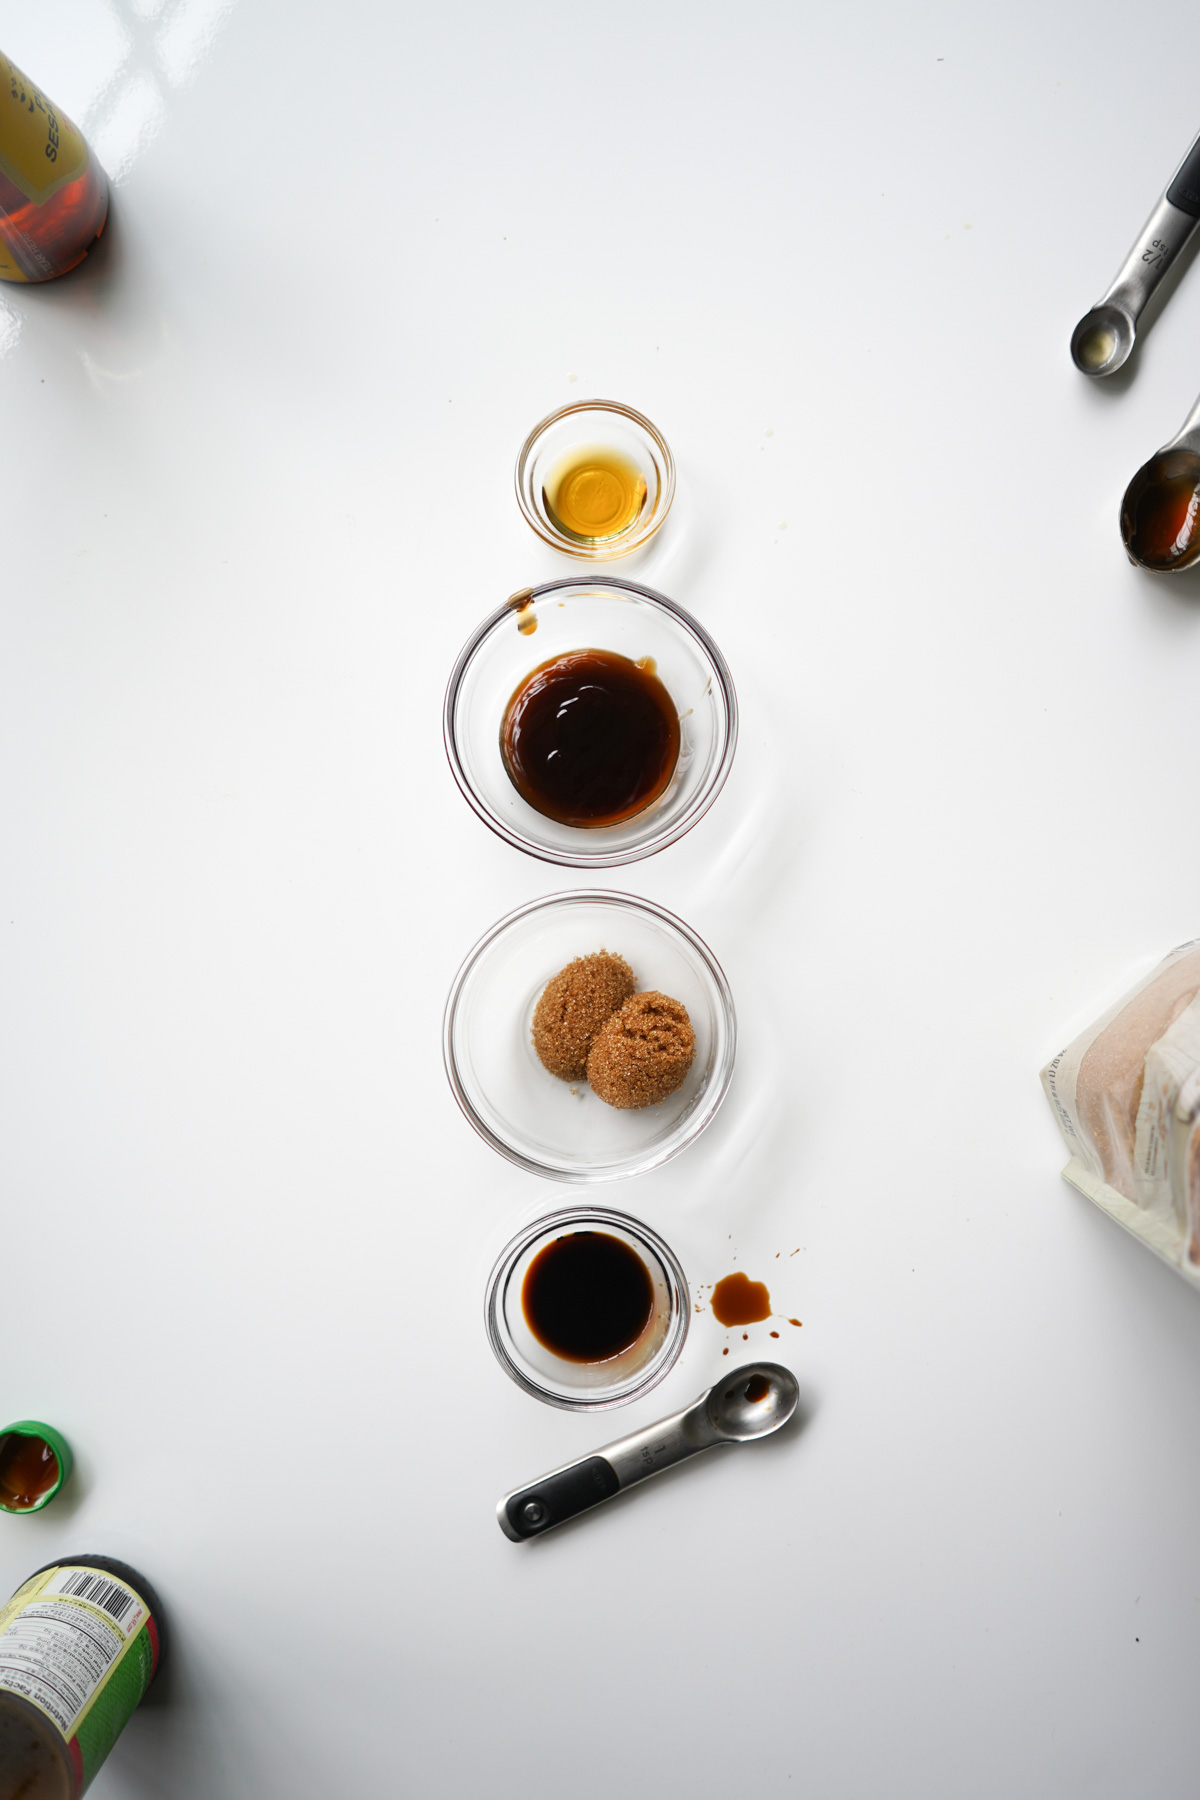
485;1206;690;1409
443;891;736;1183
444;577;737;868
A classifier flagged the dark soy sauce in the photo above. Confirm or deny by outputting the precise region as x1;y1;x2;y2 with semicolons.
743;1375;771;1404
1120;449;1200;571
500;648;680;828
0;1434;59;1510
522;1231;655;1363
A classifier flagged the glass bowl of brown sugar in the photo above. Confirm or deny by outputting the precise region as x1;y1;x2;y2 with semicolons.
443;577;738;869
444;891;736;1184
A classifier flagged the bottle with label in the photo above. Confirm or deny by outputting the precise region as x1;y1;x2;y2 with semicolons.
0;1556;165;1799
0;53;107;283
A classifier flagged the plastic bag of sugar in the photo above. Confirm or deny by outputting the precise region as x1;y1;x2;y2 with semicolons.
1041;939;1200;1284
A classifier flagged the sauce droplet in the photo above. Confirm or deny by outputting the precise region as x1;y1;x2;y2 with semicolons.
743;1375;771;1403
508;588;538;635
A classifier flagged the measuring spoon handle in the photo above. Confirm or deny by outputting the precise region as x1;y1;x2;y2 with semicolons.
497;1397;723;1540
1163;384;1200;454
1097;134;1200;322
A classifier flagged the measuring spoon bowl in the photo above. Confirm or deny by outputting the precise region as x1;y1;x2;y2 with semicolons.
705;1361;800;1440
1120;391;1200;572
1071;304;1135;378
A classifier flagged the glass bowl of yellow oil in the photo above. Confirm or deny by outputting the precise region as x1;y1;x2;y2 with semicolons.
515;400;675;560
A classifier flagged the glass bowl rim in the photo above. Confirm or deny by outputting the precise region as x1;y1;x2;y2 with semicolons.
514;397;677;558
442;888;737;1184
442;574;739;869
484;1203;692;1410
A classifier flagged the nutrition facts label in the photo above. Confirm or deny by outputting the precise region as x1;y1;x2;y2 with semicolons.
0;1568;146;1738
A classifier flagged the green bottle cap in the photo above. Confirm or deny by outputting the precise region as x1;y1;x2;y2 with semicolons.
0;1420;73;1514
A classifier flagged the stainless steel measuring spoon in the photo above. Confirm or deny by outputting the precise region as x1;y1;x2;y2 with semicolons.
1071;128;1200;377
497;1360;799;1540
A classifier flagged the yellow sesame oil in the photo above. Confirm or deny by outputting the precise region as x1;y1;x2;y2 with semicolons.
543;445;647;544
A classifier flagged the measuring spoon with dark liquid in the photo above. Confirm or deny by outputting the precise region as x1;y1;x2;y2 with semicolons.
1071;128;1200;378
497;1361;799;1540
1120;390;1200;571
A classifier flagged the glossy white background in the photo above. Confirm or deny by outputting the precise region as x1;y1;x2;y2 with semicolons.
2;3;1200;1795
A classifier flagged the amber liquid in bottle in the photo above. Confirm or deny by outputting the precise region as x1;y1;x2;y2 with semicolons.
0;1555;165;1800
0;52;108;282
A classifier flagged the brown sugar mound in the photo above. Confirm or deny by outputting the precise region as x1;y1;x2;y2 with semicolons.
532;951;636;1081
586;991;696;1109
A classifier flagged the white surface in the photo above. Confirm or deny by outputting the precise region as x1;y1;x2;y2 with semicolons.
2;3;1200;1796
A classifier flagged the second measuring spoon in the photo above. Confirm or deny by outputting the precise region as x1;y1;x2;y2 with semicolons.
1071;128;1200;378
497;1361;799;1539
1120;387;1200;571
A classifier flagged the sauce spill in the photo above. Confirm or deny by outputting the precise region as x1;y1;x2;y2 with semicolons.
0;1433;59;1510
711;1271;772;1326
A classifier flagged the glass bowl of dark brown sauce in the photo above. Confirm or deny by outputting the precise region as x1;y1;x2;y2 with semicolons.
443;577;737;867
485;1206;690;1409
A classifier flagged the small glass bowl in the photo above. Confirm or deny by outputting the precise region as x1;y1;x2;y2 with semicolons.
485;1206;690;1410
443;890;736;1183
515;400;675;559
443;577;737;868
